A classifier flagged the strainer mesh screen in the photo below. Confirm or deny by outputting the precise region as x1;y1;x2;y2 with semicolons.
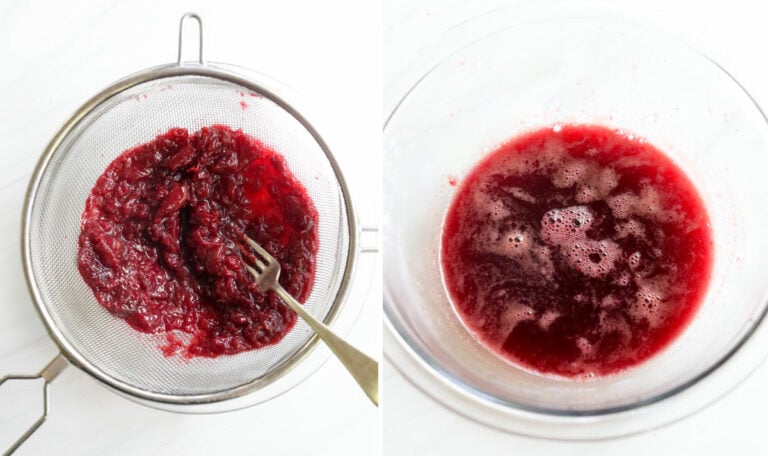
28;75;350;396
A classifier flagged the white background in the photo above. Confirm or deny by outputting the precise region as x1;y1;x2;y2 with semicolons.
0;0;381;455
5;0;768;454
384;0;768;455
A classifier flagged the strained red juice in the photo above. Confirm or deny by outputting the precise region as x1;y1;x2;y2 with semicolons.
441;124;713;378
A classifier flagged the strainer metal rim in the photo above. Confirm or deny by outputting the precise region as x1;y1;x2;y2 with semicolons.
21;62;360;405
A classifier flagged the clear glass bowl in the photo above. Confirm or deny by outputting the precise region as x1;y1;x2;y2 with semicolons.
384;3;768;439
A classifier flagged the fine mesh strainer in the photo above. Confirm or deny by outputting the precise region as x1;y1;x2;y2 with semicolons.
3;13;375;453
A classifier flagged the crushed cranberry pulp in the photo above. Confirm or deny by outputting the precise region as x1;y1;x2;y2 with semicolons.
78;125;319;358
441;125;713;378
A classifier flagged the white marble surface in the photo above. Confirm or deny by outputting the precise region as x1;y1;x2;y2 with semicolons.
0;0;381;455
384;0;768;454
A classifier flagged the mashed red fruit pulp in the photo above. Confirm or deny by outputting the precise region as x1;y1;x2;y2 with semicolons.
441;125;713;378
78;125;318;358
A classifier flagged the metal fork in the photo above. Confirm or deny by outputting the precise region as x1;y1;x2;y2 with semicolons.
240;236;379;406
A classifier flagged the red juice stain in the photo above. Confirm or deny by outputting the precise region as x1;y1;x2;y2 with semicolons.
448;176;458;187
160;333;185;357
441;124;713;378
78;125;319;358
239;100;248;110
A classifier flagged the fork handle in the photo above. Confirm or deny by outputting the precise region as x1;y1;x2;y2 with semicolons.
273;285;379;406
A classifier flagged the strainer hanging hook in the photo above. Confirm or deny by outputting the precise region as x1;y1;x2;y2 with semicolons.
177;12;204;66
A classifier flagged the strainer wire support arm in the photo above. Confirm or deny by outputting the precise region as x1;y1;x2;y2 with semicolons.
1;354;68;456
